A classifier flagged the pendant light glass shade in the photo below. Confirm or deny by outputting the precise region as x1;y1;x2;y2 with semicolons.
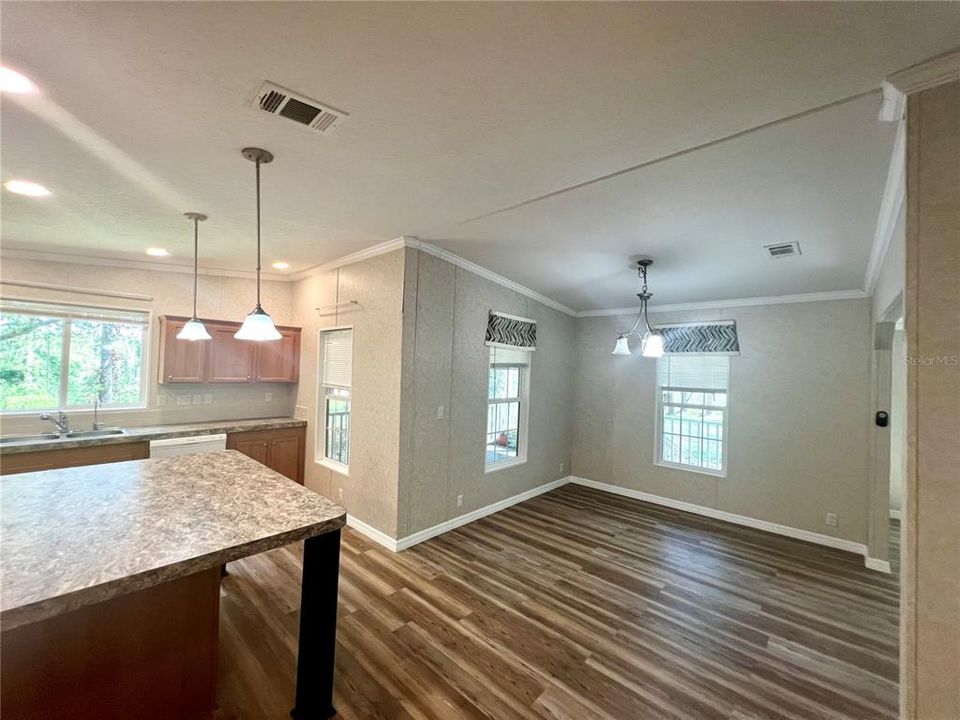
176;212;212;341
236;147;281;342
641;332;665;358
612;335;631;355
178;318;212;341
235;305;283;341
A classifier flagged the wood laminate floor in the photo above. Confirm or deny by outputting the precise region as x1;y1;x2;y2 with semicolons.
215;484;900;720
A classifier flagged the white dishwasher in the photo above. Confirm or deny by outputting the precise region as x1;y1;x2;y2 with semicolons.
149;433;227;458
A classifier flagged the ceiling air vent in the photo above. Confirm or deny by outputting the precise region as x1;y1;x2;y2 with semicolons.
763;241;802;259
252;81;347;134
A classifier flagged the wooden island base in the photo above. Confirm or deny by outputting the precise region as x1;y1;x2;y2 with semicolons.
1;567;221;720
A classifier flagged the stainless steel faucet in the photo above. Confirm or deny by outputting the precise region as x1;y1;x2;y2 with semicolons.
40;411;70;434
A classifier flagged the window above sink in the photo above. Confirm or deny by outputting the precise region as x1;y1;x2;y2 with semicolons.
0;300;148;414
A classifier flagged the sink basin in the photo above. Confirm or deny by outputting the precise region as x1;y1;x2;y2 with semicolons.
0;433;62;444
64;428;126;439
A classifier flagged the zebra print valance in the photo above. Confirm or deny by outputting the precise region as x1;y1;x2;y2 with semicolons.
485;311;537;351
656;321;740;354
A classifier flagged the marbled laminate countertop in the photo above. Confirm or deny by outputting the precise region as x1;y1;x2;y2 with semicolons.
0;450;345;630
0;416;306;455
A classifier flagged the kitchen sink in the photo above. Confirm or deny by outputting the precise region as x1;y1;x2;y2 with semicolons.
0;433;62;444
64;428;126;439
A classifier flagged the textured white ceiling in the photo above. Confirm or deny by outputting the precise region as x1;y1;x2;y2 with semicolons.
1;2;958;307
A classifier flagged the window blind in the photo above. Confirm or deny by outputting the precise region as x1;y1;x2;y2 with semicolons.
0;299;148;325
656;354;729;390
320;328;353;388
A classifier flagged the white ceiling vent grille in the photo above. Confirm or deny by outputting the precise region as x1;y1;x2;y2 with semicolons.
252;81;347;134
763;241;802;259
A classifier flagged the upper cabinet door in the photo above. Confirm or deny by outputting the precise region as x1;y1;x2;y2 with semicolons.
158;317;208;383
255;328;301;383
208;324;256;383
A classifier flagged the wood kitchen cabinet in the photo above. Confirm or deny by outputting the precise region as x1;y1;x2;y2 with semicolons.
226;426;305;484
158;318;207;383
208;324;257;383
157;316;301;384
0;442;150;476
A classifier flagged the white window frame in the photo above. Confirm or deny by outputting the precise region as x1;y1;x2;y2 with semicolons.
0;298;150;416
316;325;353;476
484;348;531;474
654;362;730;478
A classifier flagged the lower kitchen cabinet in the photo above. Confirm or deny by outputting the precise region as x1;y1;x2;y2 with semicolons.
226;426;305;484
0;442;150;476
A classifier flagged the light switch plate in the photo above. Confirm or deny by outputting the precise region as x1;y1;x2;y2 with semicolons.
437;406;444;420
264;392;273;402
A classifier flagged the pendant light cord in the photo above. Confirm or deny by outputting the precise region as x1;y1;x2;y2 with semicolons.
192;217;199;319
255;157;262;308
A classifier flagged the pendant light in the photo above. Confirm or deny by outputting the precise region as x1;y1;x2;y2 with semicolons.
611;258;665;358
235;147;282;341
176;212;212;341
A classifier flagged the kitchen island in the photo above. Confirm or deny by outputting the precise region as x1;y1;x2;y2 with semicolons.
0;450;346;720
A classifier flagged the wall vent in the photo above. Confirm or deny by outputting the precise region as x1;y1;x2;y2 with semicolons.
763;241;802;259
252;81;347;134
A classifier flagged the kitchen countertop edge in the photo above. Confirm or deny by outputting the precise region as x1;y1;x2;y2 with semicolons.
0;417;307;455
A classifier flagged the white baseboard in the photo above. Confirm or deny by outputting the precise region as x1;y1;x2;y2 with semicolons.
350;475;887;575
346;514;398;552
889;508;902;520
865;557;892;574
568;476;870;559
394;476;572;551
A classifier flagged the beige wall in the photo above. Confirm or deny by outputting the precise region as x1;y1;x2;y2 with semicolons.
902;79;959;720
396;249;576;537
0;257;296;435
292;249;406;537
572;298;873;544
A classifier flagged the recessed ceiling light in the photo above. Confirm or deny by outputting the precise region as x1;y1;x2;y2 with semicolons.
3;179;51;197
146;247;170;257
271;261;290;270
0;67;38;94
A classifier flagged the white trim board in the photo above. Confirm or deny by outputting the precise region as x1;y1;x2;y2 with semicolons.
290;237;407;281
865;558;892;574
346;514;399;552
863;118;906;293
577;289;870;318
404;238;578;317
0;247;289;282
890;508;902;521
568;476;873;561
886;48;960;97
395;476;570;551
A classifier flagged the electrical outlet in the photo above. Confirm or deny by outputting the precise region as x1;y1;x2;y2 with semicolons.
559;462;565;473
437;406;445;420
825;512;838;527
203;393;213;405
264;392;273;402
157;394;167;407
456;494;464;508
337;488;344;501
176;395;191;406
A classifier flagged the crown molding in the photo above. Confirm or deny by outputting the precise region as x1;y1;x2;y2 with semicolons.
576;289;870;317
886;48;960;96
0;247;290;282
864;119;906;293
878;81;906;122
289;237;407;281
403;237;579;317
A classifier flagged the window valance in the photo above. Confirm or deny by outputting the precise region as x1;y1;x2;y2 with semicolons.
656;320;740;354
485;311;537;351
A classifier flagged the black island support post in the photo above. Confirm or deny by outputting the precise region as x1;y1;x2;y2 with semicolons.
291;528;342;720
